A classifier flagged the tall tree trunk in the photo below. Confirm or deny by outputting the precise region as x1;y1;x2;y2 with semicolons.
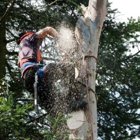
0;24;6;79
67;0;107;139
0;0;16;79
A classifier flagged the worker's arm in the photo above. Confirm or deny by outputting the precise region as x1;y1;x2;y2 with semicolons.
36;26;58;38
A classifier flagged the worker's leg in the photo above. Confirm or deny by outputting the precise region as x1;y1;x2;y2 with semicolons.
22;65;54;113
23;67;38;93
38;81;55;114
35;66;55;114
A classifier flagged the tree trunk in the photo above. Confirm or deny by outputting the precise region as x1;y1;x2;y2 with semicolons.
0;23;6;79
67;0;107;139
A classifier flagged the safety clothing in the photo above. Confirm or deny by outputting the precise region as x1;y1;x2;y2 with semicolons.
18;33;43;77
18;33;42;67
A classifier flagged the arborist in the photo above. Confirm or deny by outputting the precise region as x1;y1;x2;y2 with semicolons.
17;26;87;112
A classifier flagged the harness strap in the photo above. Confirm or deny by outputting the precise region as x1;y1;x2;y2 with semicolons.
19;32;34;43
18;59;29;67
21;62;38;77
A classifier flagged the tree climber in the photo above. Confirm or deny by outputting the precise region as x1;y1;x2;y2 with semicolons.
17;26;87;113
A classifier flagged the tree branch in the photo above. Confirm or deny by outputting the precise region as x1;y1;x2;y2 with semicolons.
47;0;58;6
6;50;18;55
26;113;48;124
0;0;16;23
33;0;58;11
126;50;140;60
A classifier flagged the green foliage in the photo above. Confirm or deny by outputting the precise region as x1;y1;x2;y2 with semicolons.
0;95;29;138
42;113;70;140
0;79;43;140
0;79;72;140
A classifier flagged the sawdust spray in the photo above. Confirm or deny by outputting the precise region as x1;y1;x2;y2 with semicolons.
57;23;77;61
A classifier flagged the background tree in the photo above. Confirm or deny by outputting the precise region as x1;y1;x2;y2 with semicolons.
97;6;140;139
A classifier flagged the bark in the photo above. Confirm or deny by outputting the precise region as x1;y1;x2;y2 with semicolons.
0;23;6;79
0;0;16;79
67;0;107;139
